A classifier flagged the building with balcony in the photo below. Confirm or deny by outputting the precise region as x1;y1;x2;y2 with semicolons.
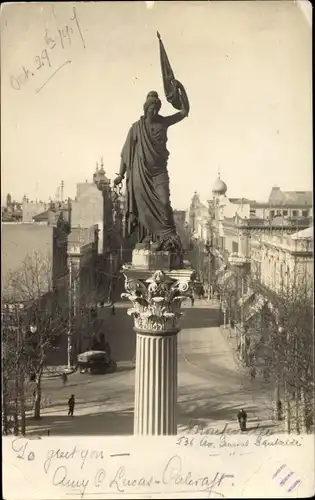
251;226;313;294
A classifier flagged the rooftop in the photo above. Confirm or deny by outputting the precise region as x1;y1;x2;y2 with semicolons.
260;231;313;253
228;198;256;204
268;187;312;206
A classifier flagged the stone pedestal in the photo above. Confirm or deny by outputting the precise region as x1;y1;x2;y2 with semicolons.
134;330;178;435
122;258;194;435
132;248;182;271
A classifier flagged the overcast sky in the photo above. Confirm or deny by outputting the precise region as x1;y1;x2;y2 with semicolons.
1;1;312;209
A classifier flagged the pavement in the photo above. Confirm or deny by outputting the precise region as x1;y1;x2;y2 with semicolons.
25;299;283;436
177;299;280;433
42;366;77;379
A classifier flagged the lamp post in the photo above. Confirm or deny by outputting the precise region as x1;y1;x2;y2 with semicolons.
205;239;212;300
222;299;227;329
68;260;73;370
94;159;111;255
274;325;284;421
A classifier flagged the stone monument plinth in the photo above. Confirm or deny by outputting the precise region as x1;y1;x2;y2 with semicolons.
122;251;195;435
132;248;182;271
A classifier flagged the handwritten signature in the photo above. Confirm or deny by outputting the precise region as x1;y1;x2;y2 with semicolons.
10;7;85;94
47;454;234;498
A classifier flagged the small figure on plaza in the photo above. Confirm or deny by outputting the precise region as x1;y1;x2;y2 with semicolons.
68;394;75;417
114;33;190;253
61;372;68;386
237;408;248;432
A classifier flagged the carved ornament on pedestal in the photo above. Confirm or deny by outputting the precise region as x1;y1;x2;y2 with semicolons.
121;270;191;333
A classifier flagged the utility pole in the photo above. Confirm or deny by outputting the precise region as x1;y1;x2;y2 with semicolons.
274;326;282;421
240;274;245;361
61;180;64;202
14;308;20;435
68;260;73;370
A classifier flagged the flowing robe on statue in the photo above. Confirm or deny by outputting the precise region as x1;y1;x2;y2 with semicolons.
121;116;177;243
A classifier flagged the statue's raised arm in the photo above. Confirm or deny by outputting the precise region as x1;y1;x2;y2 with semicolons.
157;31;190;123
163;79;190;128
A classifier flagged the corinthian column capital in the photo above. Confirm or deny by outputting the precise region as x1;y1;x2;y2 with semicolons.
122;269;192;334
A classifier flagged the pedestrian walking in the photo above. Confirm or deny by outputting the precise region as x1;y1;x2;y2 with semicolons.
237;408;248;431
250;366;256;380
276;399;283;420
191;294;195;306
68;395;75;417
61;372;68;386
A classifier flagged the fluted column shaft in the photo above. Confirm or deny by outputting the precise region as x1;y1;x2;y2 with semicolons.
134;330;178;435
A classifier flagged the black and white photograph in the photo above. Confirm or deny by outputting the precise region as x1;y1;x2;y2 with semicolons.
1;1;313;498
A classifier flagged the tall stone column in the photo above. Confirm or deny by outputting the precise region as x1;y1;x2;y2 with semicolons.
122;267;192;436
134;330;178;435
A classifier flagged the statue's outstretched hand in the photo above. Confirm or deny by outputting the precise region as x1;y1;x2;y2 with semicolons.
114;174;123;186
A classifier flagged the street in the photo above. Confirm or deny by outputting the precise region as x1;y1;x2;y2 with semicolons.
26;300;277;436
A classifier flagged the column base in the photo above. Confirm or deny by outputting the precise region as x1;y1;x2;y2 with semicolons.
134;330;178;436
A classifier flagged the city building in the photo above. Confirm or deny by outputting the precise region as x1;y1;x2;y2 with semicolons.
22;198;49;223
186;175;313;351
173;209;190;249
251;225;313;294
2;193;23;222
67;225;99;307
2;216;70;299
71;179;104;251
188;191;209;241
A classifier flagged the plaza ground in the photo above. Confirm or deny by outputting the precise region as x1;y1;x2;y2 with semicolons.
26;299;280;436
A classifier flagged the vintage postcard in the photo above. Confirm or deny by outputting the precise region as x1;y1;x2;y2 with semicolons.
1;1;313;498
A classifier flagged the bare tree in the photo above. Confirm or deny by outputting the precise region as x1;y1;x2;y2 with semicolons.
2;251;68;423
2;303;28;435
248;269;314;433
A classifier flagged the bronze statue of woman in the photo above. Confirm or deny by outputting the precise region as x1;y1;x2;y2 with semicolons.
114;79;189;252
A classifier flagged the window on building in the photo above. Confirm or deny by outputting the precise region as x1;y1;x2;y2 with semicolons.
232;241;238;253
302;210;309;217
276;210;281;216
250;209;256;217
270;210;275;218
283;210;288;216
292;210;298;217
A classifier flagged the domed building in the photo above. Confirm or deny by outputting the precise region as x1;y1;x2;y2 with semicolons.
212;174;227;196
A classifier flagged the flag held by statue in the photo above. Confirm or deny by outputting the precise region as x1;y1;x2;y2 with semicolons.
157;31;189;112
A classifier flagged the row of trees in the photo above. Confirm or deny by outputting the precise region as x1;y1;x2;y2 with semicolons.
216;263;314;433
253;276;314;433
2;248;123;435
2;253;69;435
